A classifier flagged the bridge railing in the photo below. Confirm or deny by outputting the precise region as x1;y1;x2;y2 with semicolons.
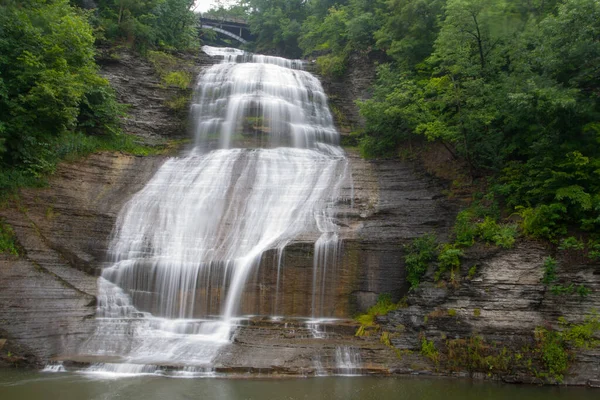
199;16;248;26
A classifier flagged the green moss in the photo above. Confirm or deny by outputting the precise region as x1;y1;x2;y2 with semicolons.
0;220;19;256
420;337;440;364
354;293;403;328
467;265;478;280
164;71;192;89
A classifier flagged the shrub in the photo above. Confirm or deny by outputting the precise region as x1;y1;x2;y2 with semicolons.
354;293;403;328
404;234;438;288
534;328;570;382
558;236;585;251
560;313;600;349
436;244;463;281
164;71;192;89
467;265;478;280
420;337;439;364
541;256;558;285
316;53;347;78
519;204;567;240
454;210;478;246
0;220;19;256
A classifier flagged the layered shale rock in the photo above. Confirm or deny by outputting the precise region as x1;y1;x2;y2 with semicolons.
0;153;167;362
379;242;600;385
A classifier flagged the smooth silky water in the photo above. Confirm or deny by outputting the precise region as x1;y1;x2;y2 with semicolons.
72;46;352;374
4;47;598;400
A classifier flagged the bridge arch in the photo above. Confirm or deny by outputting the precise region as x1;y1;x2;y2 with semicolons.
201;25;248;44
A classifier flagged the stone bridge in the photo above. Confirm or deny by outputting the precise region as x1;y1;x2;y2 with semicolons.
199;17;254;44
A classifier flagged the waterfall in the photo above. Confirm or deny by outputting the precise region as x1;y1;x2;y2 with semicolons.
77;46;350;372
334;346;362;376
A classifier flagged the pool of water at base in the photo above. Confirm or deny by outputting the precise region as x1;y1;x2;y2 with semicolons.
0;370;598;400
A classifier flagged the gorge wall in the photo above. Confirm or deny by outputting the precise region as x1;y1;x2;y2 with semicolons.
0;47;598;386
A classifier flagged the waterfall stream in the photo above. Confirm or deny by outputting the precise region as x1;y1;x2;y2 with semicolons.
78;46;351;373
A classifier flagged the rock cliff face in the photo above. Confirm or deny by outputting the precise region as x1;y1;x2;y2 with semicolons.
379;242;600;386
310;51;383;133
0;47;598;387
0;152;167;363
0;47;456;367
96;47;213;145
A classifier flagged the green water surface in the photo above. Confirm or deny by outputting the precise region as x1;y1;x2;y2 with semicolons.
0;370;597;400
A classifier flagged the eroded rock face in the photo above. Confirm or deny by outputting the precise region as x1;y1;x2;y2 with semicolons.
0;153;168;362
380;242;600;385
96;47;214;145
2;47;597;386
0;145;456;366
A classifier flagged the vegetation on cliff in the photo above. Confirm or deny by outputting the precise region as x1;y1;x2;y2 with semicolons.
232;0;600;248
0;0;199;200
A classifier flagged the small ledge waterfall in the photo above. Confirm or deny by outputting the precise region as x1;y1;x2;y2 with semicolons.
77;46;352;373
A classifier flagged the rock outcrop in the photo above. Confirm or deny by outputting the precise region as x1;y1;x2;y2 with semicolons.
0;46;598;387
378;241;600;385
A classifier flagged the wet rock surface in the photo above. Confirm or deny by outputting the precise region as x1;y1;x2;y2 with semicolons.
97;47;214;145
381;242;600;385
0;47;598;387
0;153;167;363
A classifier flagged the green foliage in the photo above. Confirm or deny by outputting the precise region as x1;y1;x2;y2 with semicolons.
420;337;440;364
541;256;558;285
446;336;513;375
534;327;570;382
94;0;199;51
558;236;585;251
517;204;567;240
0;220;19;256
374;0;445;69
354;293;403;327
476;217;519;249
349;0;600;241
437;314;599;383
404;234;437;288
467;265;477;280
435;244;462;281
315;53;347;79
298;0;384;59
451;199;517;249
541;256;592;297
243;0;306;58
559;312;600;349
576;285;593;298
588;240;600;261
0;0;126;180
147;50;192;89
453;210;478;247
164;71;191;89
550;284;592;298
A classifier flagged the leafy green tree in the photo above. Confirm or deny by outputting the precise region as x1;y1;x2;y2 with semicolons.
374;0;446;69
94;0;198;50
0;0;122;175
243;0;306;57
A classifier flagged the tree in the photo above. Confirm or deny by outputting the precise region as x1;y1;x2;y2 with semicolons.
0;0;122;173
374;0;446;69
243;0;307;57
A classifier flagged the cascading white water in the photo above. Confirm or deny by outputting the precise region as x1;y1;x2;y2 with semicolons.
334;346;362;376
78;46;350;372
